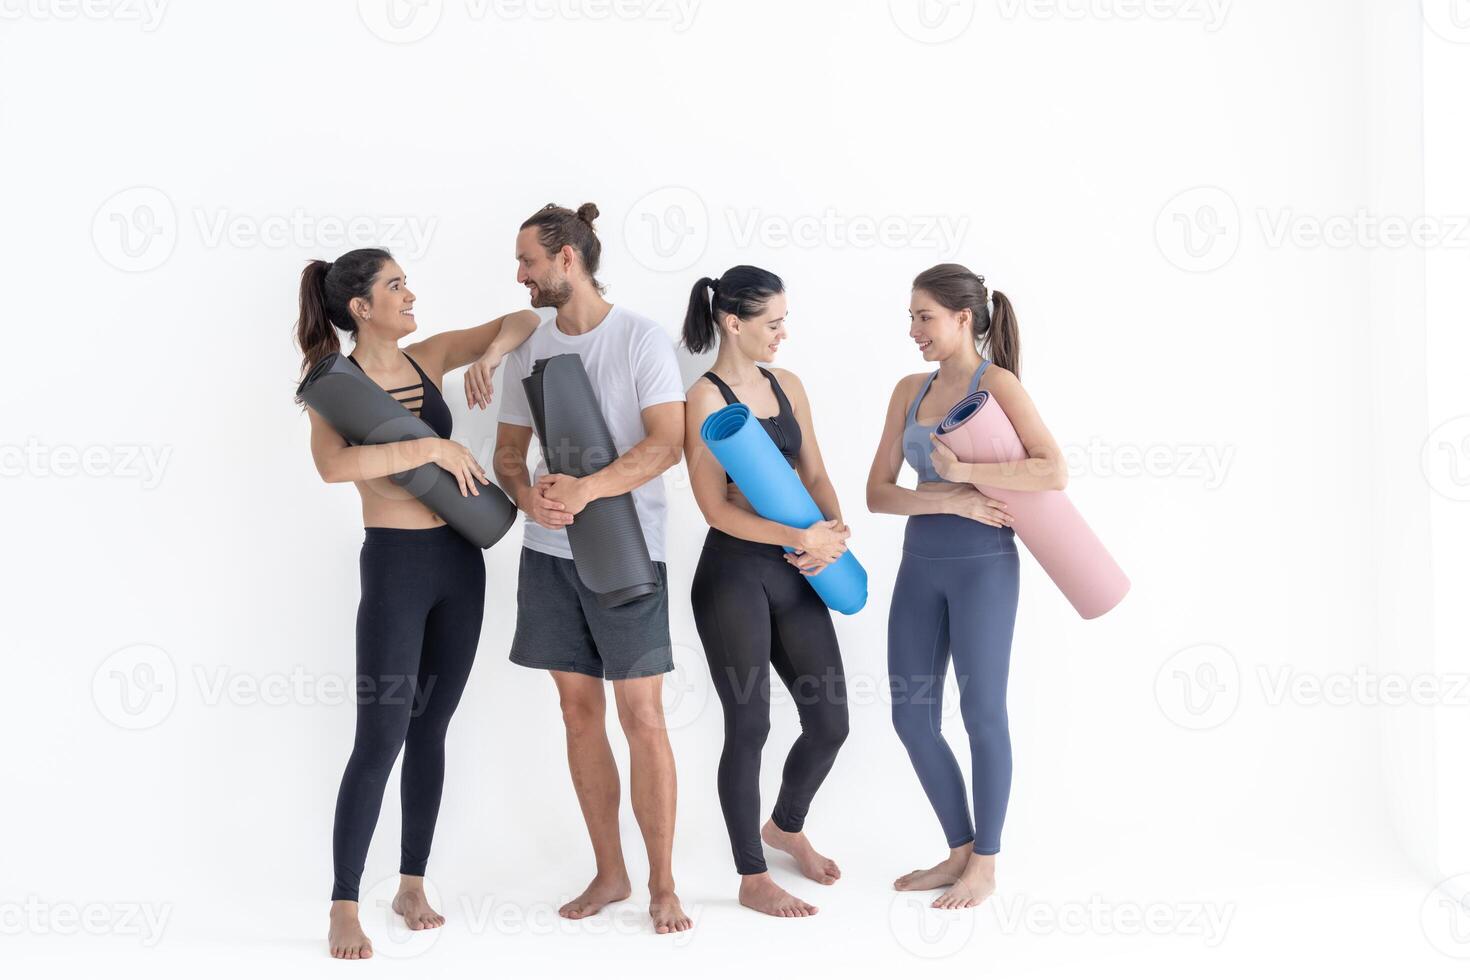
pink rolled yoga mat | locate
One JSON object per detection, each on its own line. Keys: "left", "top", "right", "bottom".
{"left": 936, "top": 390, "right": 1128, "bottom": 619}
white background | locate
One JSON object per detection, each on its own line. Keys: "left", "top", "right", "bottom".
{"left": 3, "top": 0, "right": 1469, "bottom": 976}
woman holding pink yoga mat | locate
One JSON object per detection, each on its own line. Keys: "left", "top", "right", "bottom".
{"left": 866, "top": 263, "right": 1067, "bottom": 910}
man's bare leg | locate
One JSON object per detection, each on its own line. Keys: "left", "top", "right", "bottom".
{"left": 613, "top": 674, "right": 692, "bottom": 934}
{"left": 552, "top": 670, "right": 632, "bottom": 919}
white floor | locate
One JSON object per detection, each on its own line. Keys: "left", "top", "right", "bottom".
{"left": 7, "top": 837, "right": 1466, "bottom": 978}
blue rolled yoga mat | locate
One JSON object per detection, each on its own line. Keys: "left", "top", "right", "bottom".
{"left": 699, "top": 403, "right": 867, "bottom": 615}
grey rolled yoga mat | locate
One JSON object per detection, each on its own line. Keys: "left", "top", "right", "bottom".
{"left": 296, "top": 352, "right": 517, "bottom": 549}
{"left": 523, "top": 354, "right": 659, "bottom": 608}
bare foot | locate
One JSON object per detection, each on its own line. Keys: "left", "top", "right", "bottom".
{"left": 932, "top": 853, "right": 997, "bottom": 909}
{"left": 392, "top": 881, "right": 446, "bottom": 930}
{"left": 761, "top": 820, "right": 840, "bottom": 885}
{"left": 558, "top": 873, "right": 632, "bottom": 919}
{"left": 649, "top": 889, "right": 693, "bottom": 934}
{"left": 893, "top": 845, "right": 971, "bottom": 892}
{"left": 328, "top": 900, "right": 373, "bottom": 960}
{"left": 739, "top": 872, "right": 818, "bottom": 917}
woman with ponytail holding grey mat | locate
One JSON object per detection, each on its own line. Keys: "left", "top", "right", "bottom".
{"left": 295, "top": 247, "right": 538, "bottom": 960}
{"left": 866, "top": 263, "right": 1066, "bottom": 911}
{"left": 682, "top": 266, "right": 851, "bottom": 918}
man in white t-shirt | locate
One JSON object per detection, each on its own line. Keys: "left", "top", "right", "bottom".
{"left": 492, "top": 202, "right": 692, "bottom": 935}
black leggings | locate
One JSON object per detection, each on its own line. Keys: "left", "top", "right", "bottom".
{"left": 690, "top": 528, "right": 849, "bottom": 875}
{"left": 331, "top": 525, "right": 485, "bottom": 902}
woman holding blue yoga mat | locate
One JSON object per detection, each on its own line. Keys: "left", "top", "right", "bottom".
{"left": 867, "top": 263, "right": 1067, "bottom": 911}
{"left": 681, "top": 266, "right": 851, "bottom": 918}
{"left": 295, "top": 247, "right": 538, "bottom": 959}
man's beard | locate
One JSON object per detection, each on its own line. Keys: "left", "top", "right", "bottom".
{"left": 529, "top": 275, "right": 573, "bottom": 308}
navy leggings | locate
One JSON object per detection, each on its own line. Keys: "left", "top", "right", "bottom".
{"left": 888, "top": 513, "right": 1019, "bottom": 855}
{"left": 691, "top": 528, "right": 849, "bottom": 875}
{"left": 331, "top": 525, "right": 485, "bottom": 902}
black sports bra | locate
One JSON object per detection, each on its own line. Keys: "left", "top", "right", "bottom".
{"left": 349, "top": 351, "right": 453, "bottom": 439}
{"left": 703, "top": 368, "right": 801, "bottom": 483}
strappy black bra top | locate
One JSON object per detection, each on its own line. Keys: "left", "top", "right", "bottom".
{"left": 349, "top": 351, "right": 453, "bottom": 439}
{"left": 703, "top": 367, "right": 801, "bottom": 483}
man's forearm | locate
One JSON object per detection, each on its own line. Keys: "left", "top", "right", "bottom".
{"left": 581, "top": 437, "right": 683, "bottom": 502}
{"left": 492, "top": 445, "right": 535, "bottom": 511}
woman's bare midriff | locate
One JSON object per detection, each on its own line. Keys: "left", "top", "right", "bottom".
{"left": 725, "top": 485, "right": 758, "bottom": 515}
{"left": 355, "top": 475, "right": 446, "bottom": 530}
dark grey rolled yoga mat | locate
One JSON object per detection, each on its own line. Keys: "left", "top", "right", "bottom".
{"left": 523, "top": 354, "right": 658, "bottom": 608}
{"left": 296, "top": 352, "right": 517, "bottom": 549}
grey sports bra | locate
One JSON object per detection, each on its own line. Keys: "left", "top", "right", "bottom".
{"left": 901, "top": 359, "right": 990, "bottom": 484}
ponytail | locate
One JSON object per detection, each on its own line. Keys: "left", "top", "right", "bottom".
{"left": 680, "top": 265, "right": 785, "bottom": 355}
{"left": 681, "top": 276, "right": 719, "bottom": 354}
{"left": 987, "top": 290, "right": 1020, "bottom": 377}
{"left": 293, "top": 247, "right": 394, "bottom": 401}
{"left": 295, "top": 260, "right": 338, "bottom": 381}
{"left": 912, "top": 263, "right": 1021, "bottom": 378}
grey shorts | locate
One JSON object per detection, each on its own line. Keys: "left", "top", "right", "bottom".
{"left": 508, "top": 547, "right": 674, "bottom": 681}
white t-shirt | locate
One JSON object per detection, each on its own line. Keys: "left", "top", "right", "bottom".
{"left": 498, "top": 305, "right": 686, "bottom": 562}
